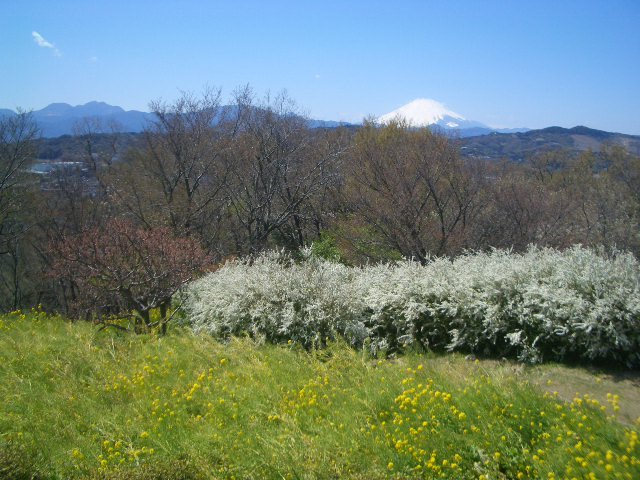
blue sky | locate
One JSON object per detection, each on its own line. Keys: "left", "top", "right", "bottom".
{"left": 2, "top": 0, "right": 639, "bottom": 133}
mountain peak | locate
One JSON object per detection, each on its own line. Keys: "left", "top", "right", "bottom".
{"left": 378, "top": 98, "right": 465, "bottom": 127}
{"left": 75, "top": 101, "right": 125, "bottom": 116}
{"left": 39, "top": 103, "right": 74, "bottom": 116}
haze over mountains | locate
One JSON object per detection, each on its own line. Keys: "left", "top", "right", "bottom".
{"left": 461, "top": 126, "right": 640, "bottom": 160}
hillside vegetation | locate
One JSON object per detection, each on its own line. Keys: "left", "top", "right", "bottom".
{"left": 2, "top": 92, "right": 640, "bottom": 317}
{"left": 460, "top": 126, "right": 640, "bottom": 161}
{"left": 2, "top": 91, "right": 640, "bottom": 479}
{"left": 1, "top": 311, "right": 639, "bottom": 479}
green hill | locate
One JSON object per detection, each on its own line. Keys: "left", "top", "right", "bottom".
{"left": 1, "top": 311, "right": 638, "bottom": 479}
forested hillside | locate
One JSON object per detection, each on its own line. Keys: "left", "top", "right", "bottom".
{"left": 2, "top": 88, "right": 640, "bottom": 320}
{"left": 460, "top": 126, "right": 640, "bottom": 161}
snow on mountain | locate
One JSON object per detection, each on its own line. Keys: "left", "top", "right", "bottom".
{"left": 378, "top": 98, "right": 465, "bottom": 126}
{"left": 377, "top": 98, "right": 496, "bottom": 135}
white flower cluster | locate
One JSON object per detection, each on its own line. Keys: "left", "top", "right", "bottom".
{"left": 185, "top": 246, "right": 640, "bottom": 366}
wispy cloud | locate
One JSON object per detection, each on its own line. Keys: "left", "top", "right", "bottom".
{"left": 32, "top": 31, "right": 61, "bottom": 57}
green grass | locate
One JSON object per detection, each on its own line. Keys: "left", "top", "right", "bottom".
{"left": 0, "top": 310, "right": 639, "bottom": 479}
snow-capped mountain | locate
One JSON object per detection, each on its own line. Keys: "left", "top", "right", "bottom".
{"left": 377, "top": 98, "right": 500, "bottom": 135}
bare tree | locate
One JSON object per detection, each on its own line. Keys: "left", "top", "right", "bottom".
{"left": 0, "top": 111, "right": 42, "bottom": 310}
{"left": 109, "top": 88, "right": 229, "bottom": 252}
{"left": 222, "top": 88, "right": 345, "bottom": 253}
{"left": 346, "top": 119, "right": 480, "bottom": 262}
{"left": 567, "top": 149, "right": 640, "bottom": 254}
{"left": 0, "top": 111, "right": 39, "bottom": 253}
{"left": 72, "top": 115, "right": 123, "bottom": 172}
{"left": 477, "top": 159, "right": 578, "bottom": 251}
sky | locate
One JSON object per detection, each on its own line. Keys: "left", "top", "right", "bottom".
{"left": 2, "top": 0, "right": 639, "bottom": 134}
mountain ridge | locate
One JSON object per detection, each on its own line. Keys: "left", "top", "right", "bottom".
{"left": 459, "top": 125, "right": 640, "bottom": 160}
{"left": 0, "top": 102, "right": 152, "bottom": 137}
{"left": 0, "top": 102, "right": 359, "bottom": 137}
{"left": 2, "top": 101, "right": 638, "bottom": 144}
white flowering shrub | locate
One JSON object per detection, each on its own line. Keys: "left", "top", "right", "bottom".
{"left": 186, "top": 250, "right": 370, "bottom": 348}
{"left": 185, "top": 246, "right": 640, "bottom": 367}
{"left": 441, "top": 247, "right": 640, "bottom": 365}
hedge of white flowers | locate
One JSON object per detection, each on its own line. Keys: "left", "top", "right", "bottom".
{"left": 185, "top": 246, "right": 640, "bottom": 367}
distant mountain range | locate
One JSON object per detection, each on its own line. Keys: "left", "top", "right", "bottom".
{"left": 1, "top": 98, "right": 526, "bottom": 138}
{"left": 0, "top": 101, "right": 354, "bottom": 138}
{"left": 376, "top": 99, "right": 640, "bottom": 157}
{"left": 3, "top": 101, "right": 639, "bottom": 161}
{"left": 0, "top": 102, "right": 152, "bottom": 137}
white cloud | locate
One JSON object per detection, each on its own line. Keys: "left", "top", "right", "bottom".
{"left": 32, "top": 31, "right": 61, "bottom": 56}
{"left": 314, "top": 74, "right": 321, "bottom": 79}
{"left": 89, "top": 56, "right": 98, "bottom": 63}
{"left": 32, "top": 31, "right": 53, "bottom": 48}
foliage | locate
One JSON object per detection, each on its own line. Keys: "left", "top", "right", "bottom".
{"left": 309, "top": 232, "right": 344, "bottom": 263}
{"left": 48, "top": 219, "right": 210, "bottom": 330}
{"left": 186, "top": 246, "right": 640, "bottom": 366}
{"left": 0, "top": 311, "right": 638, "bottom": 479}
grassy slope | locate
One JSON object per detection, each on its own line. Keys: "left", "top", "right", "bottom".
{"left": 0, "top": 311, "right": 638, "bottom": 479}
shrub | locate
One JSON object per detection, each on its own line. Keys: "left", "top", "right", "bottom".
{"left": 185, "top": 246, "right": 640, "bottom": 367}
{"left": 49, "top": 219, "right": 210, "bottom": 332}
{"left": 187, "top": 250, "right": 369, "bottom": 349}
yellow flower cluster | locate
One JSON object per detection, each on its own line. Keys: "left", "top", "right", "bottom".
{"left": 281, "top": 375, "right": 332, "bottom": 415}
{"left": 367, "top": 366, "right": 640, "bottom": 478}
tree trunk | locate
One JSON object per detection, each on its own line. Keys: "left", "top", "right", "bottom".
{"left": 160, "top": 301, "right": 168, "bottom": 335}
